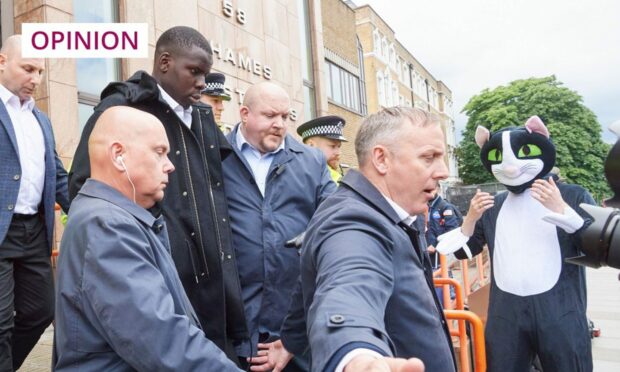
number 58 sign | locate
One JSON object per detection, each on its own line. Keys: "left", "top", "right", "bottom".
{"left": 222, "top": 0, "right": 246, "bottom": 25}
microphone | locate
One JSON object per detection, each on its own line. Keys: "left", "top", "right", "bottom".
{"left": 274, "top": 164, "right": 287, "bottom": 177}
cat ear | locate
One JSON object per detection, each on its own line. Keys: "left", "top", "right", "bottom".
{"left": 475, "top": 126, "right": 490, "bottom": 148}
{"left": 525, "top": 116, "right": 550, "bottom": 138}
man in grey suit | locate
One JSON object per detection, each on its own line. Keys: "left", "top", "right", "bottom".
{"left": 300, "top": 107, "right": 456, "bottom": 372}
{"left": 0, "top": 35, "right": 69, "bottom": 370}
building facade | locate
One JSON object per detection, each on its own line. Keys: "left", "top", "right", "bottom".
{"left": 1, "top": 0, "right": 458, "bottom": 186}
{"left": 355, "top": 4, "right": 459, "bottom": 182}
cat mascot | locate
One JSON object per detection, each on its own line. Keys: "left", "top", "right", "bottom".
{"left": 437, "top": 116, "right": 594, "bottom": 372}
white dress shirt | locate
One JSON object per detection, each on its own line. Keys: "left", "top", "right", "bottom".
{"left": 0, "top": 83, "right": 45, "bottom": 215}
{"left": 158, "top": 85, "right": 193, "bottom": 128}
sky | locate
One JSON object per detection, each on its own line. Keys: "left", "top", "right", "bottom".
{"left": 355, "top": 0, "right": 620, "bottom": 144}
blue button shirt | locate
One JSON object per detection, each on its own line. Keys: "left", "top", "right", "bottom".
{"left": 235, "top": 126, "right": 284, "bottom": 196}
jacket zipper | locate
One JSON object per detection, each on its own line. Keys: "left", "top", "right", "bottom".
{"left": 178, "top": 122, "right": 210, "bottom": 278}
{"left": 196, "top": 109, "right": 225, "bottom": 262}
{"left": 186, "top": 239, "right": 199, "bottom": 284}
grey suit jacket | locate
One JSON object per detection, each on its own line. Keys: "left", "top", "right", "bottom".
{"left": 301, "top": 170, "right": 455, "bottom": 372}
{"left": 0, "top": 99, "right": 69, "bottom": 251}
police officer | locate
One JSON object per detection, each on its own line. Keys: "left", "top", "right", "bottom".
{"left": 426, "top": 187, "right": 461, "bottom": 306}
{"left": 200, "top": 72, "right": 231, "bottom": 130}
{"left": 296, "top": 115, "right": 347, "bottom": 184}
{"left": 426, "top": 187, "right": 462, "bottom": 269}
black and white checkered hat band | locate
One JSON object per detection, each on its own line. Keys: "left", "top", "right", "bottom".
{"left": 204, "top": 82, "right": 225, "bottom": 91}
{"left": 302, "top": 124, "right": 344, "bottom": 139}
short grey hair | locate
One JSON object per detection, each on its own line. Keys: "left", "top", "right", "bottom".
{"left": 355, "top": 106, "right": 440, "bottom": 166}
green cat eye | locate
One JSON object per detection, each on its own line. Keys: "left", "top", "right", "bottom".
{"left": 518, "top": 144, "right": 542, "bottom": 158}
{"left": 488, "top": 148, "right": 502, "bottom": 162}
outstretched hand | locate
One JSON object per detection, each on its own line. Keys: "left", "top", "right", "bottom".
{"left": 248, "top": 339, "right": 294, "bottom": 372}
{"left": 531, "top": 177, "right": 567, "bottom": 213}
{"left": 345, "top": 355, "right": 425, "bottom": 372}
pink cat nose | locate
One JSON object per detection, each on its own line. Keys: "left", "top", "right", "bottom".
{"left": 503, "top": 165, "right": 519, "bottom": 177}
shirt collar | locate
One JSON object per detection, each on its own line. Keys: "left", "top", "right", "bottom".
{"left": 0, "top": 83, "right": 35, "bottom": 111}
{"left": 157, "top": 84, "right": 192, "bottom": 124}
{"left": 382, "top": 194, "right": 417, "bottom": 226}
{"left": 235, "top": 123, "right": 285, "bottom": 155}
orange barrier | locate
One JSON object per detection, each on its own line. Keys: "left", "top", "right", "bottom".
{"left": 444, "top": 309, "right": 486, "bottom": 372}
{"left": 434, "top": 277, "right": 469, "bottom": 371}
{"left": 432, "top": 249, "right": 489, "bottom": 371}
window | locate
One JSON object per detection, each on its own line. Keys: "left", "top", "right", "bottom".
{"left": 391, "top": 82, "right": 398, "bottom": 107}
{"left": 0, "top": 0, "right": 14, "bottom": 46}
{"left": 356, "top": 37, "right": 368, "bottom": 115}
{"left": 298, "top": 0, "right": 316, "bottom": 120}
{"left": 74, "top": 0, "right": 120, "bottom": 132}
{"left": 373, "top": 30, "right": 381, "bottom": 55}
{"left": 326, "top": 60, "right": 364, "bottom": 114}
{"left": 382, "top": 39, "right": 388, "bottom": 61}
{"left": 377, "top": 72, "right": 385, "bottom": 106}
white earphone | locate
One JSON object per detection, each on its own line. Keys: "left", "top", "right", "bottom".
{"left": 115, "top": 155, "right": 136, "bottom": 203}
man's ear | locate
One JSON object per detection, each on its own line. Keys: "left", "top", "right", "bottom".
{"left": 110, "top": 143, "right": 125, "bottom": 171}
{"left": 157, "top": 52, "right": 172, "bottom": 73}
{"left": 370, "top": 145, "right": 389, "bottom": 175}
{"left": 239, "top": 105, "right": 250, "bottom": 123}
{"left": 0, "top": 53, "right": 7, "bottom": 71}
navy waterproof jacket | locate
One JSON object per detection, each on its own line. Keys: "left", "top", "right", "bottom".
{"left": 223, "top": 124, "right": 336, "bottom": 356}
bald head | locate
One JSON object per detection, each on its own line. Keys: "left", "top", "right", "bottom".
{"left": 242, "top": 81, "right": 290, "bottom": 109}
{"left": 0, "top": 35, "right": 45, "bottom": 103}
{"left": 89, "top": 106, "right": 164, "bottom": 158}
{"left": 239, "top": 82, "right": 290, "bottom": 154}
{"left": 89, "top": 106, "right": 174, "bottom": 208}
{"left": 0, "top": 35, "right": 21, "bottom": 54}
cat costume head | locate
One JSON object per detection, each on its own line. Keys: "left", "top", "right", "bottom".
{"left": 475, "top": 116, "right": 556, "bottom": 194}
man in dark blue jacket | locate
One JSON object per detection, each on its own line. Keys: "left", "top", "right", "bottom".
{"left": 301, "top": 107, "right": 455, "bottom": 372}
{"left": 223, "top": 82, "right": 336, "bottom": 371}
{"left": 54, "top": 106, "right": 240, "bottom": 371}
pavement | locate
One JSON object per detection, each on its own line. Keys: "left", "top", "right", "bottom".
{"left": 16, "top": 266, "right": 620, "bottom": 371}
{"left": 587, "top": 266, "right": 620, "bottom": 371}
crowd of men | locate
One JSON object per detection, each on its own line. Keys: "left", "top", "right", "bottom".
{"left": 0, "top": 24, "right": 594, "bottom": 372}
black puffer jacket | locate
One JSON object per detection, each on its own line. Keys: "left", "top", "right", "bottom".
{"left": 68, "top": 71, "right": 248, "bottom": 353}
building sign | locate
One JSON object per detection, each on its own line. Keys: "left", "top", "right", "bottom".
{"left": 215, "top": 2, "right": 297, "bottom": 121}
{"left": 209, "top": 41, "right": 272, "bottom": 80}
{"left": 222, "top": 0, "right": 246, "bottom": 25}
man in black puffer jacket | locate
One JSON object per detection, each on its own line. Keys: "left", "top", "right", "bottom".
{"left": 68, "top": 26, "right": 247, "bottom": 363}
